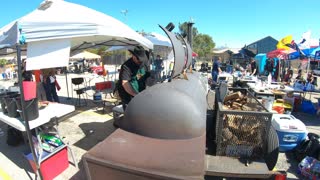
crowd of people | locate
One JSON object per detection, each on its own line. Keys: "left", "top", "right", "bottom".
{"left": 208, "top": 56, "right": 318, "bottom": 91}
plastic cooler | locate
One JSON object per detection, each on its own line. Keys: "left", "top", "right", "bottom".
{"left": 271, "top": 114, "right": 307, "bottom": 152}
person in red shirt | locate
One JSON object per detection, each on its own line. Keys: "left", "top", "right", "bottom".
{"left": 33, "top": 70, "right": 47, "bottom": 101}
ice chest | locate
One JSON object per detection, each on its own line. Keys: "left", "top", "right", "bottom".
{"left": 24, "top": 147, "right": 69, "bottom": 180}
{"left": 271, "top": 114, "right": 307, "bottom": 152}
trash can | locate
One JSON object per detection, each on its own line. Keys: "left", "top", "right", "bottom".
{"left": 16, "top": 98, "right": 39, "bottom": 121}
{"left": 0, "top": 91, "right": 18, "bottom": 114}
{"left": 4, "top": 93, "right": 20, "bottom": 117}
{"left": 271, "top": 114, "right": 308, "bottom": 152}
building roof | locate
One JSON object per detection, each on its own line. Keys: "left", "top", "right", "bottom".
{"left": 247, "top": 36, "right": 278, "bottom": 46}
{"left": 212, "top": 48, "right": 241, "bottom": 54}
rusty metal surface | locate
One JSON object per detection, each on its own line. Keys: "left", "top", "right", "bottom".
{"left": 83, "top": 129, "right": 206, "bottom": 180}
{"left": 205, "top": 155, "right": 271, "bottom": 179}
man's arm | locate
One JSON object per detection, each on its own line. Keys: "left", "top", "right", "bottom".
{"left": 252, "top": 68, "right": 256, "bottom": 75}
{"left": 218, "top": 62, "right": 222, "bottom": 73}
{"left": 122, "top": 80, "right": 138, "bottom": 96}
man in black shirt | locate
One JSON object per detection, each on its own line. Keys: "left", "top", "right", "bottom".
{"left": 250, "top": 58, "right": 258, "bottom": 76}
{"left": 117, "top": 46, "right": 150, "bottom": 110}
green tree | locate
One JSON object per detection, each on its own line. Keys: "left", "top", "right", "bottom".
{"left": 193, "top": 33, "right": 215, "bottom": 59}
{"left": 178, "top": 22, "right": 198, "bottom": 39}
{"left": 0, "top": 59, "right": 8, "bottom": 67}
{"left": 178, "top": 22, "right": 215, "bottom": 59}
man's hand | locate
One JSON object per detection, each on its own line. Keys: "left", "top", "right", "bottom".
{"left": 122, "top": 80, "right": 138, "bottom": 97}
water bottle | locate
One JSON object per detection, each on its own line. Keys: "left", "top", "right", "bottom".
{"left": 267, "top": 74, "right": 272, "bottom": 87}
{"left": 93, "top": 91, "right": 102, "bottom": 101}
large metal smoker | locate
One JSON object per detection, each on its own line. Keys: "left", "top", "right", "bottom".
{"left": 82, "top": 23, "right": 281, "bottom": 179}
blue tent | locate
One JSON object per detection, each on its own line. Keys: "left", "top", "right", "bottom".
{"left": 287, "top": 48, "right": 316, "bottom": 60}
{"left": 254, "top": 53, "right": 267, "bottom": 75}
{"left": 310, "top": 47, "right": 320, "bottom": 60}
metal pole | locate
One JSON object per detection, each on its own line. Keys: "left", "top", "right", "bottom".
{"left": 306, "top": 56, "right": 311, "bottom": 76}
{"left": 65, "top": 70, "right": 70, "bottom": 99}
{"left": 17, "top": 45, "right": 43, "bottom": 179}
{"left": 187, "top": 22, "right": 194, "bottom": 49}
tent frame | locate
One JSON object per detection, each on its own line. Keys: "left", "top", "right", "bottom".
{"left": 16, "top": 44, "right": 44, "bottom": 179}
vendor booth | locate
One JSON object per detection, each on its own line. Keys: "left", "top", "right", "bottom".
{"left": 0, "top": 0, "right": 153, "bottom": 179}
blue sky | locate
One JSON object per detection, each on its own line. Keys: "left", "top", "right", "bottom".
{"left": 1, "top": 0, "right": 320, "bottom": 48}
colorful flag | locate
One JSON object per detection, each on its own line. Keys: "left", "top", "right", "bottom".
{"left": 277, "top": 35, "right": 293, "bottom": 50}
{"left": 298, "top": 30, "right": 311, "bottom": 49}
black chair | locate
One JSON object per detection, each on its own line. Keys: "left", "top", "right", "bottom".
{"left": 71, "top": 77, "right": 87, "bottom": 106}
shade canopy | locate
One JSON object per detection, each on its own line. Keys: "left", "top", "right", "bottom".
{"left": 287, "top": 47, "right": 316, "bottom": 60}
{"left": 106, "top": 32, "right": 171, "bottom": 52}
{"left": 310, "top": 47, "right": 320, "bottom": 60}
{"left": 0, "top": 0, "right": 153, "bottom": 50}
{"left": 70, "top": 51, "right": 101, "bottom": 59}
{"left": 267, "top": 49, "right": 295, "bottom": 59}
{"left": 192, "top": 52, "right": 198, "bottom": 57}
{"left": 144, "top": 32, "right": 172, "bottom": 47}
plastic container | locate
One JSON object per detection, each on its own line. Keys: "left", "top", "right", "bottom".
{"left": 24, "top": 147, "right": 69, "bottom": 180}
{"left": 0, "top": 91, "right": 19, "bottom": 114}
{"left": 262, "top": 97, "right": 274, "bottom": 111}
{"left": 272, "top": 114, "right": 308, "bottom": 152}
{"left": 93, "top": 91, "right": 102, "bottom": 101}
{"left": 272, "top": 106, "right": 285, "bottom": 114}
{"left": 16, "top": 98, "right": 39, "bottom": 121}
{"left": 4, "top": 94, "right": 20, "bottom": 117}
{"left": 22, "top": 81, "right": 36, "bottom": 101}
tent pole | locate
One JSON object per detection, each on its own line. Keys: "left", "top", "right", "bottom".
{"left": 65, "top": 70, "right": 70, "bottom": 99}
{"left": 16, "top": 45, "right": 44, "bottom": 180}
{"left": 306, "top": 56, "right": 310, "bottom": 75}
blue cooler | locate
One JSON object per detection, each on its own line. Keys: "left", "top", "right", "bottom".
{"left": 271, "top": 114, "right": 308, "bottom": 152}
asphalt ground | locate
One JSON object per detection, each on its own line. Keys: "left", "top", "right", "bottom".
{"left": 0, "top": 72, "right": 319, "bottom": 180}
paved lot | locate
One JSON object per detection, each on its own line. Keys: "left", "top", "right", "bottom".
{"left": 0, "top": 72, "right": 319, "bottom": 179}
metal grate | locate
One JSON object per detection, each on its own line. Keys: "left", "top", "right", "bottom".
{"left": 215, "top": 88, "right": 272, "bottom": 159}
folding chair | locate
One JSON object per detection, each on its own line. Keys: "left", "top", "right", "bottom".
{"left": 71, "top": 77, "right": 87, "bottom": 106}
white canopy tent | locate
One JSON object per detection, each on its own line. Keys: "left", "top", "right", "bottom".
{"left": 144, "top": 32, "right": 172, "bottom": 47}
{"left": 0, "top": 1, "right": 153, "bottom": 178}
{"left": 70, "top": 51, "right": 101, "bottom": 60}
{"left": 106, "top": 32, "right": 171, "bottom": 52}
{"left": 0, "top": 0, "right": 153, "bottom": 70}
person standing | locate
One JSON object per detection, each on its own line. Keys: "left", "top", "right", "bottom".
{"left": 265, "top": 58, "right": 274, "bottom": 76}
{"left": 211, "top": 57, "right": 222, "bottom": 82}
{"left": 43, "top": 68, "right": 60, "bottom": 103}
{"left": 33, "top": 69, "right": 47, "bottom": 101}
{"left": 154, "top": 55, "right": 164, "bottom": 82}
{"left": 192, "top": 56, "right": 197, "bottom": 70}
{"left": 250, "top": 58, "right": 258, "bottom": 76}
{"left": 117, "top": 46, "right": 150, "bottom": 110}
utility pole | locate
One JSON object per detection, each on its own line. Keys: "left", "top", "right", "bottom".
{"left": 187, "top": 18, "right": 195, "bottom": 49}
